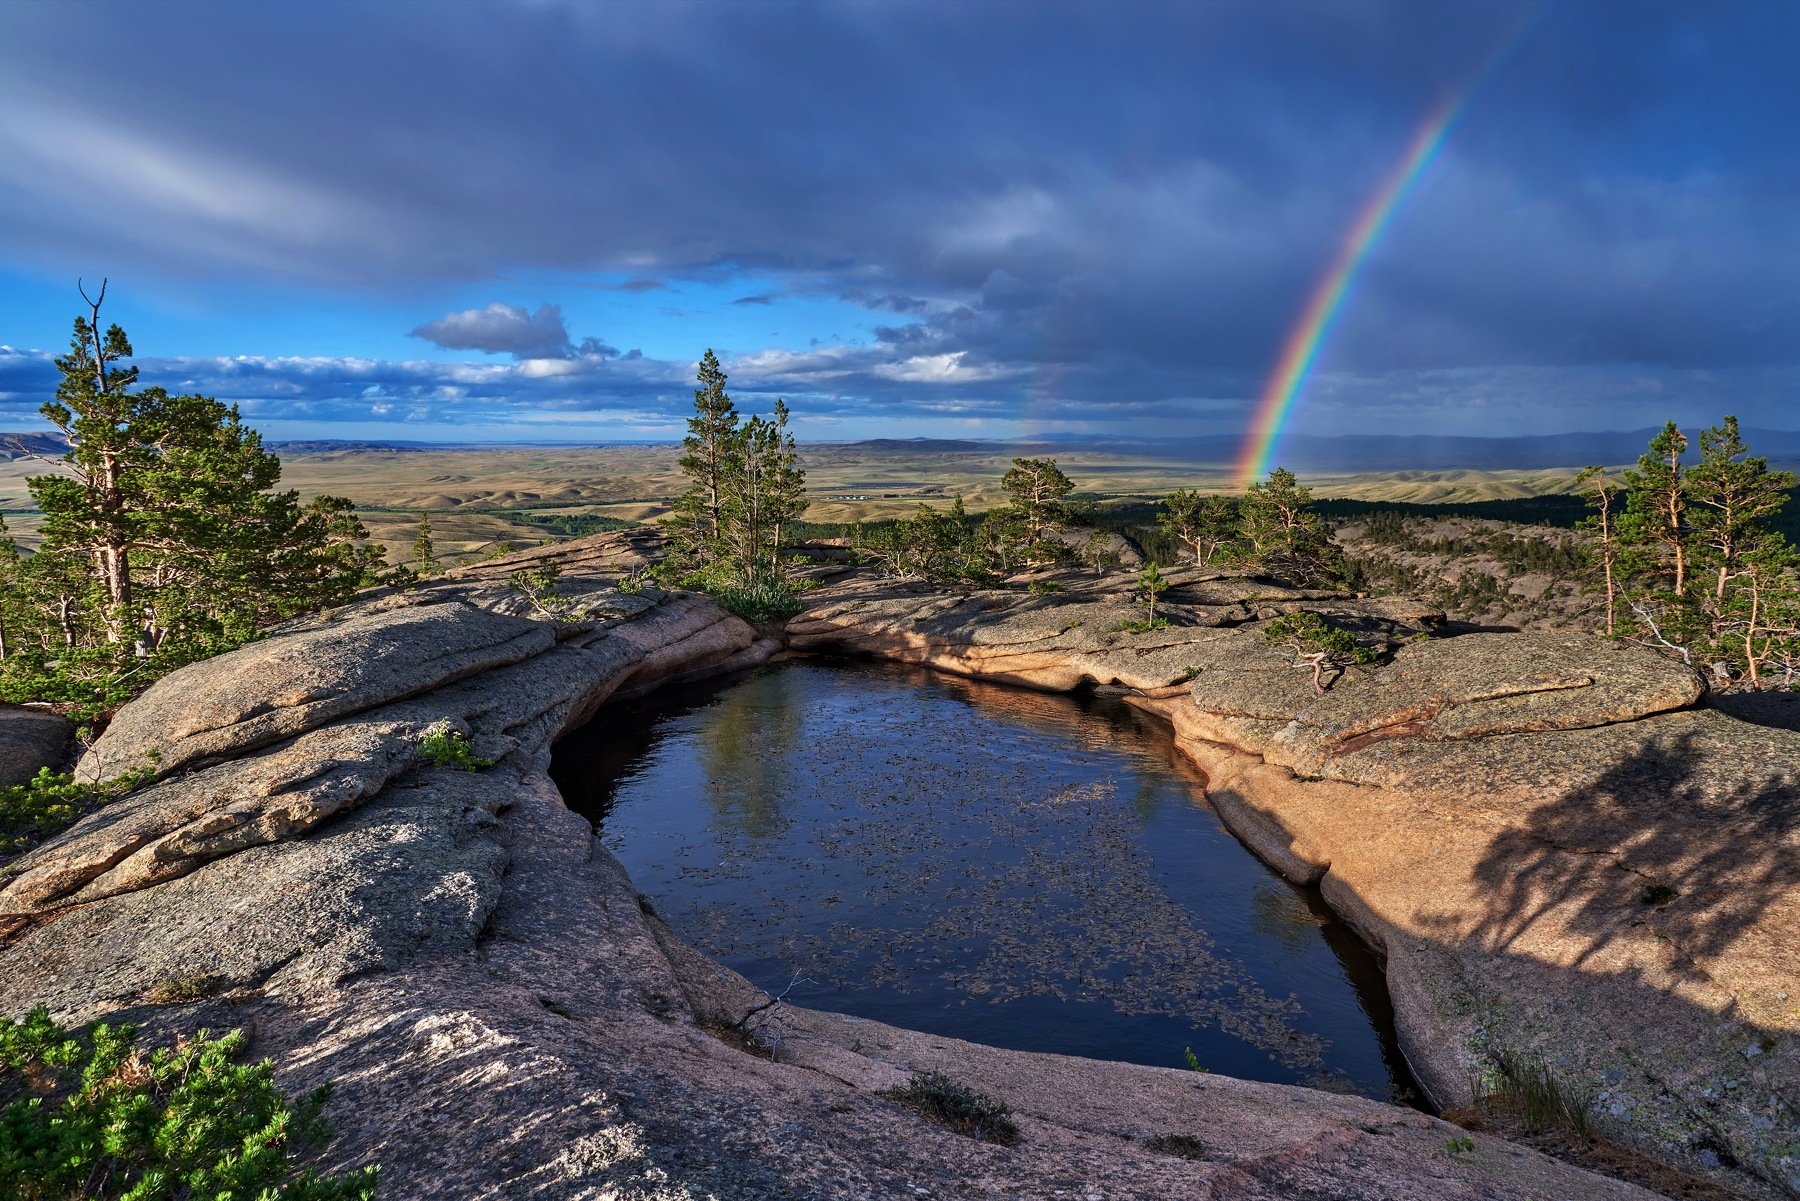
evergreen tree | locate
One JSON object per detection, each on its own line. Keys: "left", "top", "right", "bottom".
{"left": 1136, "top": 561, "right": 1168, "bottom": 625}
{"left": 1623, "top": 421, "right": 1690, "bottom": 595}
{"left": 413, "top": 512, "right": 437, "bottom": 575}
{"left": 1158, "top": 489, "right": 1240, "bottom": 565}
{"left": 1576, "top": 465, "right": 1636, "bottom": 637}
{"left": 718, "top": 399, "right": 806, "bottom": 587}
{"left": 1237, "top": 468, "right": 1337, "bottom": 586}
{"left": 999, "top": 457, "right": 1074, "bottom": 563}
{"left": 660, "top": 352, "right": 809, "bottom": 613}
{"left": 1686, "top": 416, "right": 1794, "bottom": 605}
{"left": 2, "top": 287, "right": 387, "bottom": 707}
{"left": 29, "top": 282, "right": 144, "bottom": 641}
{"left": 670, "top": 349, "right": 739, "bottom": 557}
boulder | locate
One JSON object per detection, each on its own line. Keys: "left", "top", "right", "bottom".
{"left": 82, "top": 600, "right": 554, "bottom": 781}
{"left": 0, "top": 705, "right": 72, "bottom": 786}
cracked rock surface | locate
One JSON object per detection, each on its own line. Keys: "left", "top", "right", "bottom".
{"left": 0, "top": 537, "right": 1764, "bottom": 1200}
{"left": 794, "top": 569, "right": 1798, "bottom": 1200}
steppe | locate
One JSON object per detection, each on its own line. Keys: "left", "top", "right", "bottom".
{"left": 0, "top": 438, "right": 1599, "bottom": 563}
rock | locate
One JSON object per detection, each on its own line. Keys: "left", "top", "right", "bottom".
{"left": 82, "top": 600, "right": 555, "bottom": 781}
{"left": 0, "top": 548, "right": 1740, "bottom": 1200}
{"left": 0, "top": 705, "right": 72, "bottom": 786}
{"left": 793, "top": 570, "right": 1797, "bottom": 1199}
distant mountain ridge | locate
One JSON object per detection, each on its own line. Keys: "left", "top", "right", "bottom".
{"left": 871, "top": 428, "right": 1800, "bottom": 472}
{"left": 3, "top": 427, "right": 1797, "bottom": 472}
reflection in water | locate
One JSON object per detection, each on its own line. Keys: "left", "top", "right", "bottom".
{"left": 552, "top": 660, "right": 1417, "bottom": 1101}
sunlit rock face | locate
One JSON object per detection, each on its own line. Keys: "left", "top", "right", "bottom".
{"left": 793, "top": 567, "right": 1798, "bottom": 1200}
{"left": 0, "top": 533, "right": 1756, "bottom": 1200}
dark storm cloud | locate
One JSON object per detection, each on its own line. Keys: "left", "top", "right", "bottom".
{"left": 1, "top": 0, "right": 1796, "bottom": 434}
{"left": 731, "top": 295, "right": 775, "bottom": 307}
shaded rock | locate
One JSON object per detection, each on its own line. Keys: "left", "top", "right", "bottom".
{"left": 0, "top": 547, "right": 1740, "bottom": 1200}
{"left": 0, "top": 705, "right": 72, "bottom": 786}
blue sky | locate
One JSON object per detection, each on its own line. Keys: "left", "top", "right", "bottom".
{"left": 1, "top": 0, "right": 1796, "bottom": 444}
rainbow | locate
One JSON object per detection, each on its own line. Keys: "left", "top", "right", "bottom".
{"left": 1233, "top": 17, "right": 1539, "bottom": 489}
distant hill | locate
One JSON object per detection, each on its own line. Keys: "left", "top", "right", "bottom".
{"left": 6, "top": 428, "right": 1797, "bottom": 474}
{"left": 850, "top": 428, "right": 1800, "bottom": 473}
{"left": 0, "top": 432, "right": 68, "bottom": 460}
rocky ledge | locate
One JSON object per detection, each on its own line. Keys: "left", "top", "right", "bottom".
{"left": 0, "top": 536, "right": 1786, "bottom": 1200}
{"left": 793, "top": 567, "right": 1799, "bottom": 1199}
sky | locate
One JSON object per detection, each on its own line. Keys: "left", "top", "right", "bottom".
{"left": 0, "top": 0, "right": 1796, "bottom": 447}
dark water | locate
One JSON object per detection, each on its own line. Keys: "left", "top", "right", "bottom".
{"left": 552, "top": 659, "right": 1417, "bottom": 1102}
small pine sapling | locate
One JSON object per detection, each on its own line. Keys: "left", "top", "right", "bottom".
{"left": 1261, "top": 611, "right": 1377, "bottom": 695}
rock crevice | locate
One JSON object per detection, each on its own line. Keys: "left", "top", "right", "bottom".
{"left": 0, "top": 539, "right": 1784, "bottom": 1200}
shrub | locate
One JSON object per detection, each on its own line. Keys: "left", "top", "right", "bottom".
{"left": 1260, "top": 610, "right": 1379, "bottom": 695}
{"left": 710, "top": 578, "right": 806, "bottom": 623}
{"left": 1144, "top": 1133, "right": 1207, "bottom": 1159}
{"left": 0, "top": 763, "right": 155, "bottom": 857}
{"left": 508, "top": 564, "right": 577, "bottom": 621}
{"left": 417, "top": 725, "right": 492, "bottom": 772}
{"left": 0, "top": 1005, "right": 379, "bottom": 1200}
{"left": 883, "top": 1071, "right": 1020, "bottom": 1145}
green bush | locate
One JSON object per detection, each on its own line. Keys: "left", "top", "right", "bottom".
{"left": 0, "top": 1005, "right": 379, "bottom": 1200}
{"left": 0, "top": 764, "right": 155, "bottom": 858}
{"left": 883, "top": 1071, "right": 1020, "bottom": 1145}
{"left": 709, "top": 578, "right": 806, "bottom": 623}
{"left": 417, "top": 726, "right": 492, "bottom": 773}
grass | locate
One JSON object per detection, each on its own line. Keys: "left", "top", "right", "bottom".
{"left": 883, "top": 1071, "right": 1021, "bottom": 1145}
{"left": 1471, "top": 1048, "right": 1593, "bottom": 1139}
{"left": 142, "top": 973, "right": 222, "bottom": 1005}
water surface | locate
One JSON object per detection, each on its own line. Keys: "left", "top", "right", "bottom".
{"left": 552, "top": 660, "right": 1415, "bottom": 1100}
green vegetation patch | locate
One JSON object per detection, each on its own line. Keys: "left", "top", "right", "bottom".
{"left": 0, "top": 764, "right": 154, "bottom": 858}
{"left": 417, "top": 725, "right": 492, "bottom": 772}
{"left": 514, "top": 512, "right": 637, "bottom": 538}
{"left": 0, "top": 1005, "right": 379, "bottom": 1200}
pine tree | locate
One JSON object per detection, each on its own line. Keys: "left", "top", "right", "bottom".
{"left": 1686, "top": 416, "right": 1794, "bottom": 606}
{"left": 1237, "top": 468, "right": 1337, "bottom": 586}
{"left": 7, "top": 287, "right": 386, "bottom": 693}
{"left": 1136, "top": 561, "right": 1168, "bottom": 625}
{"left": 999, "top": 457, "right": 1074, "bottom": 563}
{"left": 1158, "top": 489, "right": 1240, "bottom": 565}
{"left": 1576, "top": 465, "right": 1635, "bottom": 637}
{"left": 670, "top": 350, "right": 739, "bottom": 557}
{"left": 1623, "top": 421, "right": 1690, "bottom": 595}
{"left": 413, "top": 513, "right": 437, "bottom": 575}
{"left": 718, "top": 399, "right": 806, "bottom": 587}
{"left": 28, "top": 282, "right": 143, "bottom": 641}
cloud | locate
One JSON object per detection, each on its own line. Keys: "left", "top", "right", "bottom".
{"left": 410, "top": 302, "right": 575, "bottom": 359}
{"left": 1, "top": 2, "right": 1797, "bottom": 437}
